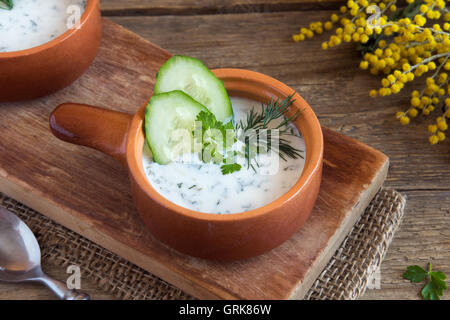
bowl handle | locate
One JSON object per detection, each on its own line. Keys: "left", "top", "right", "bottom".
{"left": 50, "top": 103, "right": 132, "bottom": 167}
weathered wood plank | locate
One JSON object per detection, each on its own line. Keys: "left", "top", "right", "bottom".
{"left": 100, "top": 0, "right": 342, "bottom": 15}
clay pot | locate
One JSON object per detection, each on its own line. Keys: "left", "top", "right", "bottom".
{"left": 50, "top": 69, "right": 323, "bottom": 261}
{"left": 0, "top": 0, "right": 101, "bottom": 102}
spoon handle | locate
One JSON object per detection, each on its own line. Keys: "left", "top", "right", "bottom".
{"left": 37, "top": 274, "right": 90, "bottom": 300}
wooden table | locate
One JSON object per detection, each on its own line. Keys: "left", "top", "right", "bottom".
{"left": 0, "top": 0, "right": 448, "bottom": 300}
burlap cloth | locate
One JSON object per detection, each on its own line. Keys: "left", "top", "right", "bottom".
{"left": 0, "top": 187, "right": 406, "bottom": 300}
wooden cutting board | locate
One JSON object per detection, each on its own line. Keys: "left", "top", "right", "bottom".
{"left": 0, "top": 19, "right": 388, "bottom": 299}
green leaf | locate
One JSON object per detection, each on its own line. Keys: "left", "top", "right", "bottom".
{"left": 431, "top": 271, "right": 447, "bottom": 281}
{"left": 391, "top": 0, "right": 422, "bottom": 21}
{"left": 422, "top": 263, "right": 445, "bottom": 300}
{"left": 357, "top": 33, "right": 383, "bottom": 55}
{"left": 223, "top": 121, "right": 234, "bottom": 131}
{"left": 404, "top": 263, "right": 448, "bottom": 300}
{"left": 403, "top": 265, "right": 428, "bottom": 283}
{"left": 430, "top": 272, "right": 448, "bottom": 296}
{"left": 0, "top": 0, "right": 13, "bottom": 10}
{"left": 196, "top": 110, "right": 216, "bottom": 130}
{"left": 195, "top": 110, "right": 237, "bottom": 171}
{"left": 220, "top": 163, "right": 241, "bottom": 175}
{"left": 421, "top": 281, "right": 442, "bottom": 300}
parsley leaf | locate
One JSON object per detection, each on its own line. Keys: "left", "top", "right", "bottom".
{"left": 403, "top": 265, "right": 428, "bottom": 283}
{"left": 403, "top": 263, "right": 448, "bottom": 300}
{"left": 220, "top": 163, "right": 242, "bottom": 175}
{"left": 194, "top": 111, "right": 237, "bottom": 171}
{"left": 196, "top": 110, "right": 217, "bottom": 131}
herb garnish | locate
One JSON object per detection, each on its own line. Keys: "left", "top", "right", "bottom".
{"left": 403, "top": 262, "right": 448, "bottom": 300}
{"left": 194, "top": 110, "right": 236, "bottom": 165}
{"left": 194, "top": 94, "right": 304, "bottom": 175}
{"left": 0, "top": 0, "right": 13, "bottom": 10}
{"left": 221, "top": 163, "right": 242, "bottom": 175}
{"left": 236, "top": 93, "right": 304, "bottom": 170}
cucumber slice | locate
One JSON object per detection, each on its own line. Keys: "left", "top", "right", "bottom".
{"left": 145, "top": 90, "right": 208, "bottom": 164}
{"left": 154, "top": 55, "right": 233, "bottom": 122}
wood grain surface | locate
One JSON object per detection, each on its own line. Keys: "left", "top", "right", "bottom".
{"left": 0, "top": 0, "right": 448, "bottom": 300}
{"left": 100, "top": 0, "right": 342, "bottom": 15}
{"left": 0, "top": 18, "right": 388, "bottom": 299}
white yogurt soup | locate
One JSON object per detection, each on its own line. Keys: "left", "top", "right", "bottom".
{"left": 0, "top": 0, "right": 87, "bottom": 52}
{"left": 143, "top": 97, "right": 306, "bottom": 214}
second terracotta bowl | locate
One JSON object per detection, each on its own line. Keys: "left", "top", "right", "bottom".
{"left": 0, "top": 0, "right": 101, "bottom": 102}
{"left": 50, "top": 69, "right": 324, "bottom": 261}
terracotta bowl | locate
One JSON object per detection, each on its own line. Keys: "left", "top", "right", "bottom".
{"left": 0, "top": 0, "right": 101, "bottom": 102}
{"left": 49, "top": 69, "right": 324, "bottom": 261}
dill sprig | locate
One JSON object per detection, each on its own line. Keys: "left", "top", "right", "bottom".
{"left": 237, "top": 93, "right": 298, "bottom": 131}
{"left": 236, "top": 93, "right": 304, "bottom": 170}
{"left": 0, "top": 0, "right": 13, "bottom": 10}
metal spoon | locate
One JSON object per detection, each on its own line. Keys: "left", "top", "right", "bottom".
{"left": 0, "top": 207, "right": 90, "bottom": 300}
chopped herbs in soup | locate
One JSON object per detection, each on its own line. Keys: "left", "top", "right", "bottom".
{"left": 0, "top": 0, "right": 86, "bottom": 52}
{"left": 143, "top": 97, "right": 306, "bottom": 214}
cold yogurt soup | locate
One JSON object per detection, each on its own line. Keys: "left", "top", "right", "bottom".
{"left": 143, "top": 97, "right": 306, "bottom": 214}
{"left": 0, "top": 0, "right": 86, "bottom": 52}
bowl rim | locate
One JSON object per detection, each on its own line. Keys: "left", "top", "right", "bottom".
{"left": 126, "top": 68, "right": 324, "bottom": 222}
{"left": 0, "top": 0, "right": 98, "bottom": 58}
